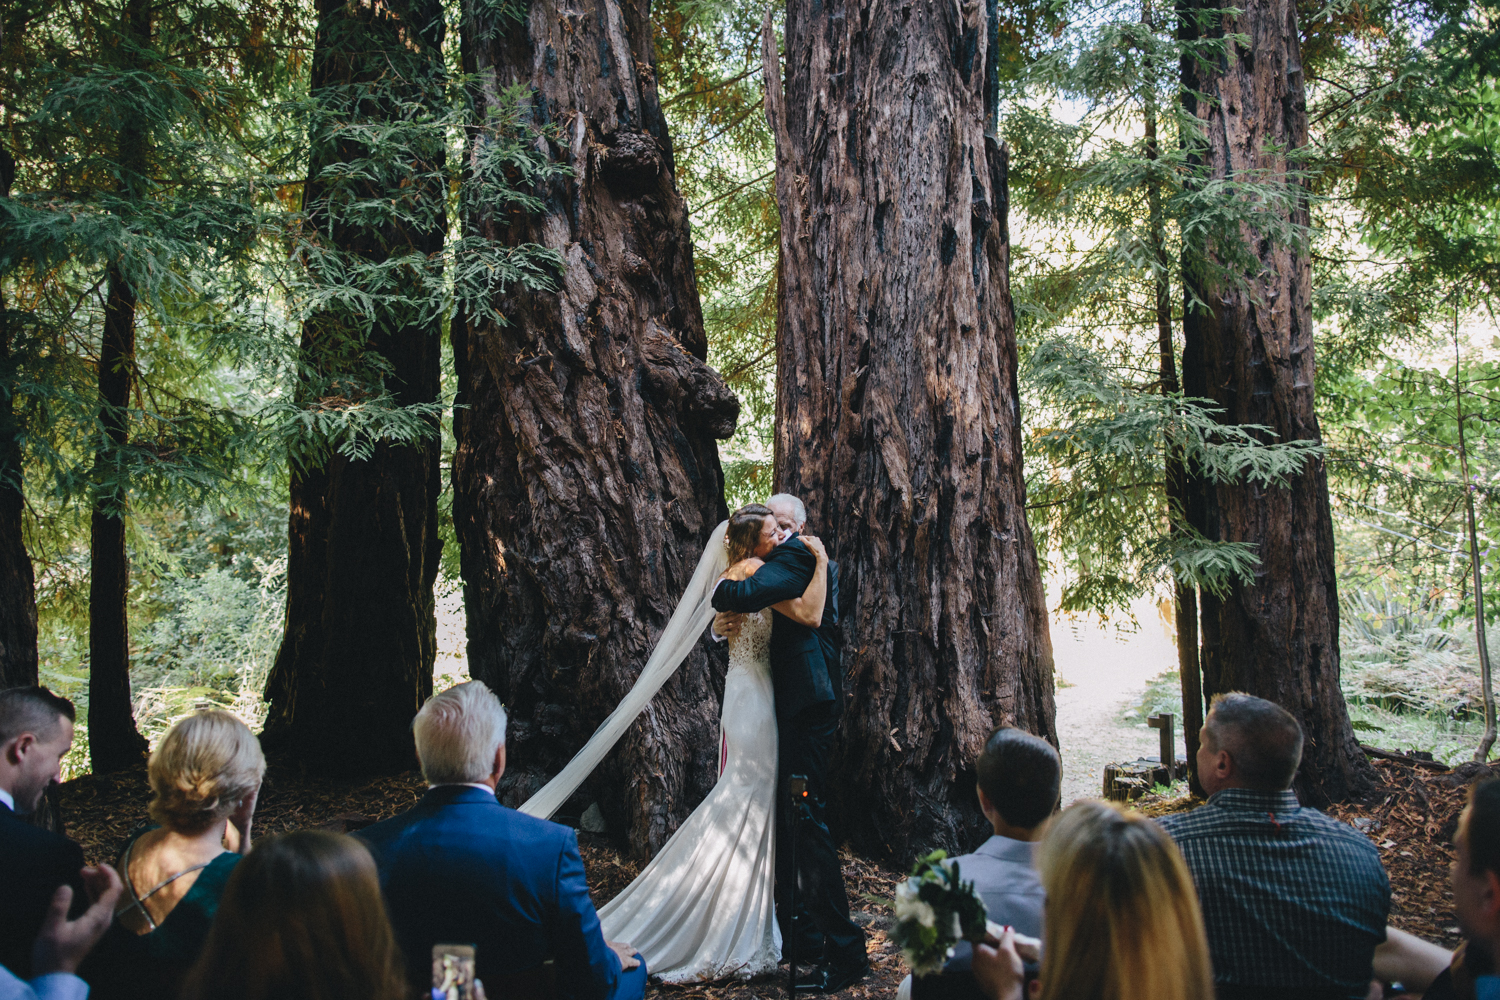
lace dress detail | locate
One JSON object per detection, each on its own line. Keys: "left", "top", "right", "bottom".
{"left": 598, "top": 611, "right": 781, "bottom": 982}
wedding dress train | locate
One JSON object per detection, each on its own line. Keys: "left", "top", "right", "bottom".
{"left": 596, "top": 609, "right": 781, "bottom": 982}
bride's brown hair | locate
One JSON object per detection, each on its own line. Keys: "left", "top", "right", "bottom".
{"left": 725, "top": 504, "right": 774, "bottom": 564}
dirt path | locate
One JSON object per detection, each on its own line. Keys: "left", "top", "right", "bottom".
{"left": 1050, "top": 595, "right": 1187, "bottom": 804}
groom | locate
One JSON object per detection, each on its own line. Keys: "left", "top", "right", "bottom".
{"left": 713, "top": 494, "right": 868, "bottom": 992}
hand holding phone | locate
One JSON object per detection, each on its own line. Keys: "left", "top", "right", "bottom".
{"left": 432, "top": 944, "right": 476, "bottom": 1000}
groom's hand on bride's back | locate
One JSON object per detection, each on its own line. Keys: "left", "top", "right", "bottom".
{"left": 606, "top": 939, "right": 641, "bottom": 970}
{"left": 713, "top": 611, "right": 745, "bottom": 639}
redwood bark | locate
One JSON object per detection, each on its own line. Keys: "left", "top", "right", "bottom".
{"left": 457, "top": 0, "right": 740, "bottom": 855}
{"left": 763, "top": 0, "right": 1056, "bottom": 858}
{"left": 0, "top": 148, "right": 38, "bottom": 691}
{"left": 1178, "top": 0, "right": 1374, "bottom": 803}
{"left": 88, "top": 0, "right": 150, "bottom": 772}
{"left": 261, "top": 0, "right": 444, "bottom": 774}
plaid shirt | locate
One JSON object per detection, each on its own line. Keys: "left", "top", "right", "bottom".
{"left": 1159, "top": 788, "right": 1390, "bottom": 997}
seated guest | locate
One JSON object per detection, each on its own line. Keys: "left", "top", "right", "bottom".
{"left": 83, "top": 711, "right": 263, "bottom": 999}
{"left": 357, "top": 681, "right": 646, "bottom": 1000}
{"left": 1423, "top": 777, "right": 1500, "bottom": 1000}
{"left": 179, "top": 831, "right": 409, "bottom": 1000}
{"left": 973, "top": 799, "right": 1214, "bottom": 1000}
{"left": 905, "top": 727, "right": 1059, "bottom": 1000}
{"left": 0, "top": 687, "right": 88, "bottom": 979}
{"left": 2, "top": 863, "right": 124, "bottom": 1000}
{"left": 1159, "top": 693, "right": 1389, "bottom": 1000}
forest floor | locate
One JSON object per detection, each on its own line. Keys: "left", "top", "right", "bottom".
{"left": 52, "top": 751, "right": 1495, "bottom": 997}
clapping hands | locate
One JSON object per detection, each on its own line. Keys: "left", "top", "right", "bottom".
{"left": 32, "top": 864, "right": 124, "bottom": 976}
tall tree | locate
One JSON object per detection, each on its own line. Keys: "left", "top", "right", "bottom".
{"left": 456, "top": 0, "right": 740, "bottom": 855}
{"left": 260, "top": 0, "right": 449, "bottom": 774}
{"left": 0, "top": 149, "right": 38, "bottom": 690}
{"left": 762, "top": 0, "right": 1056, "bottom": 857}
{"left": 1178, "top": 0, "right": 1376, "bottom": 803}
{"left": 88, "top": 0, "right": 153, "bottom": 772}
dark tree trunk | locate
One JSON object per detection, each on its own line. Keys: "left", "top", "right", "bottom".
{"left": 260, "top": 0, "right": 445, "bottom": 775}
{"left": 457, "top": 0, "right": 739, "bottom": 857}
{"left": 1178, "top": 0, "right": 1375, "bottom": 804}
{"left": 88, "top": 0, "right": 150, "bottom": 772}
{"left": 88, "top": 266, "right": 147, "bottom": 772}
{"left": 0, "top": 149, "right": 39, "bottom": 691}
{"left": 1144, "top": 75, "right": 1204, "bottom": 794}
{"left": 763, "top": 0, "right": 1056, "bottom": 860}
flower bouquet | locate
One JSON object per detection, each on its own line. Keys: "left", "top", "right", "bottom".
{"left": 891, "top": 849, "right": 991, "bottom": 976}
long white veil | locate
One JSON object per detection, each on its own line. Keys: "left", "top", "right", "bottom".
{"left": 518, "top": 520, "right": 730, "bottom": 820}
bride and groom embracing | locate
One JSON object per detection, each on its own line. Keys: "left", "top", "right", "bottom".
{"left": 518, "top": 494, "right": 868, "bottom": 990}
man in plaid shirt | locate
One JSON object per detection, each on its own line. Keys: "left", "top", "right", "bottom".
{"left": 1160, "top": 693, "right": 1389, "bottom": 1000}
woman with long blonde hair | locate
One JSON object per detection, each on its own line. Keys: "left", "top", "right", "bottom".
{"left": 976, "top": 799, "right": 1214, "bottom": 1000}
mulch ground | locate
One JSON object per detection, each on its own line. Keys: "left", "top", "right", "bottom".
{"left": 52, "top": 752, "right": 1497, "bottom": 998}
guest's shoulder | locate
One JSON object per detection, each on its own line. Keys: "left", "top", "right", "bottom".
{"left": 0, "top": 807, "right": 84, "bottom": 863}
{"left": 1303, "top": 807, "right": 1384, "bottom": 856}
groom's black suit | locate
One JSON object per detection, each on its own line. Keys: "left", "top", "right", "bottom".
{"left": 712, "top": 534, "right": 866, "bottom": 975}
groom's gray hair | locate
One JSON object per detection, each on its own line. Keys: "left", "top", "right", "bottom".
{"left": 413, "top": 681, "right": 508, "bottom": 785}
{"left": 767, "top": 493, "right": 807, "bottom": 529}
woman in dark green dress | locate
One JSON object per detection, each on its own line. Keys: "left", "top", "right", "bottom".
{"left": 82, "top": 710, "right": 264, "bottom": 1000}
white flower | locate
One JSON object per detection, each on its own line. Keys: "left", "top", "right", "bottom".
{"left": 894, "top": 878, "right": 936, "bottom": 929}
{"left": 950, "top": 911, "right": 964, "bottom": 942}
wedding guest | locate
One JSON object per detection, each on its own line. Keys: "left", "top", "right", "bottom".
{"left": 1159, "top": 693, "right": 1390, "bottom": 999}
{"left": 972, "top": 799, "right": 1214, "bottom": 1000}
{"left": 901, "top": 727, "right": 1059, "bottom": 1000}
{"left": 0, "top": 687, "right": 88, "bottom": 979}
{"left": 1422, "top": 777, "right": 1500, "bottom": 1000}
{"left": 357, "top": 681, "right": 646, "bottom": 1000}
{"left": 179, "top": 831, "right": 409, "bottom": 1000}
{"left": 1, "top": 864, "right": 124, "bottom": 1000}
{"left": 82, "top": 711, "right": 263, "bottom": 1000}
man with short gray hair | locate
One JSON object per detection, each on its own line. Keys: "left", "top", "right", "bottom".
{"left": 1160, "top": 692, "right": 1390, "bottom": 999}
{"left": 359, "top": 682, "right": 646, "bottom": 1000}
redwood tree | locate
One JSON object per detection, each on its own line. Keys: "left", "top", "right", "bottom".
{"left": 261, "top": 0, "right": 447, "bottom": 774}
{"left": 456, "top": 0, "right": 740, "bottom": 855}
{"left": 0, "top": 149, "right": 37, "bottom": 691}
{"left": 89, "top": 0, "right": 151, "bottom": 772}
{"left": 1178, "top": 0, "right": 1375, "bottom": 804}
{"left": 763, "top": 0, "right": 1056, "bottom": 858}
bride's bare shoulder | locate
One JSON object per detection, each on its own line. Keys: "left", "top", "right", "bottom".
{"left": 722, "top": 557, "right": 765, "bottom": 582}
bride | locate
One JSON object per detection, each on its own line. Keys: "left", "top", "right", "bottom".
{"left": 517, "top": 503, "right": 829, "bottom": 982}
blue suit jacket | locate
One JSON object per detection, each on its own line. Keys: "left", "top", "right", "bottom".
{"left": 356, "top": 785, "right": 624, "bottom": 1000}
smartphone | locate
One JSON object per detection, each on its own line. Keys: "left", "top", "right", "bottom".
{"left": 432, "top": 943, "right": 476, "bottom": 1000}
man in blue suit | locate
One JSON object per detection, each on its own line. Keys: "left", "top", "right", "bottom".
{"left": 0, "top": 686, "right": 89, "bottom": 981}
{"left": 358, "top": 682, "right": 646, "bottom": 1000}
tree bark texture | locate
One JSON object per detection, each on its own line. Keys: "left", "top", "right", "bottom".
{"left": 456, "top": 0, "right": 740, "bottom": 856}
{"left": 261, "top": 0, "right": 444, "bottom": 775}
{"left": 763, "top": 0, "right": 1056, "bottom": 859}
{"left": 0, "top": 149, "right": 39, "bottom": 691}
{"left": 88, "top": 0, "right": 151, "bottom": 772}
{"left": 1178, "top": 0, "right": 1374, "bottom": 804}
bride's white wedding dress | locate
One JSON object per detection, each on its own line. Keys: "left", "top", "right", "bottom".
{"left": 596, "top": 609, "right": 782, "bottom": 982}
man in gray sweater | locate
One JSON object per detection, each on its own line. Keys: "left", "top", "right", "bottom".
{"left": 908, "top": 727, "right": 1059, "bottom": 999}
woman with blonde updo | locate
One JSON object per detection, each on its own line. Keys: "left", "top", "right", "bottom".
{"left": 973, "top": 799, "right": 1214, "bottom": 1000}
{"left": 83, "top": 710, "right": 265, "bottom": 1000}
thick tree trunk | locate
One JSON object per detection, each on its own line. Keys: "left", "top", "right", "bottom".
{"left": 763, "top": 0, "right": 1056, "bottom": 860}
{"left": 88, "top": 0, "right": 151, "bottom": 771}
{"left": 1178, "top": 0, "right": 1375, "bottom": 804}
{"left": 0, "top": 149, "right": 39, "bottom": 690}
{"left": 260, "top": 0, "right": 444, "bottom": 774}
{"left": 457, "top": 0, "right": 740, "bottom": 856}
